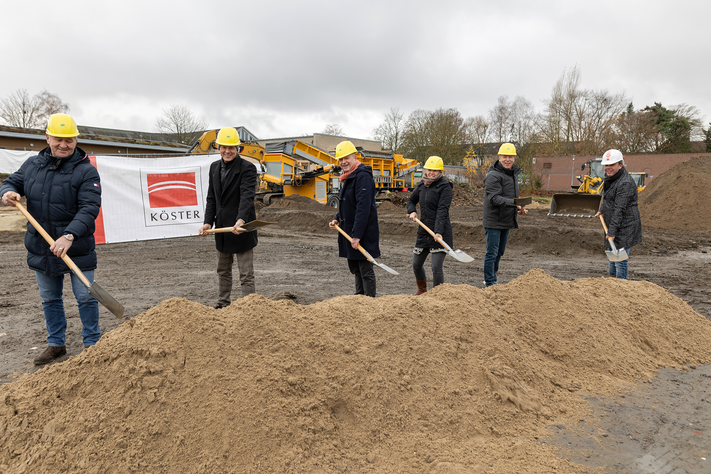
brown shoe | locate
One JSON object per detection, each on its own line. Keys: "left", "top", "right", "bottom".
{"left": 33, "top": 346, "right": 67, "bottom": 365}
{"left": 413, "top": 280, "right": 427, "bottom": 296}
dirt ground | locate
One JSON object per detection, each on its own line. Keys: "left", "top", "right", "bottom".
{"left": 2, "top": 158, "right": 711, "bottom": 473}
{"left": 2, "top": 202, "right": 711, "bottom": 473}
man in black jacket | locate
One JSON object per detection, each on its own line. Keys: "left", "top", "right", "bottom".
{"left": 482, "top": 143, "right": 528, "bottom": 287}
{"left": 595, "top": 149, "right": 642, "bottom": 279}
{"left": 0, "top": 114, "right": 102, "bottom": 364}
{"left": 199, "top": 127, "right": 258, "bottom": 307}
{"left": 329, "top": 140, "right": 380, "bottom": 297}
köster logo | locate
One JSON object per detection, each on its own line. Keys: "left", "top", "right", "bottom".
{"left": 146, "top": 172, "right": 198, "bottom": 208}
{"left": 140, "top": 166, "right": 204, "bottom": 227}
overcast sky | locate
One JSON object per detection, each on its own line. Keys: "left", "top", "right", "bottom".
{"left": 2, "top": 0, "right": 708, "bottom": 141}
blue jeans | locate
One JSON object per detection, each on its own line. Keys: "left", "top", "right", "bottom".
{"left": 484, "top": 228, "right": 510, "bottom": 287}
{"left": 608, "top": 249, "right": 631, "bottom": 279}
{"left": 35, "top": 271, "right": 100, "bottom": 347}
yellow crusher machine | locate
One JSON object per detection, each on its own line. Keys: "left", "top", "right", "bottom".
{"left": 190, "top": 130, "right": 420, "bottom": 209}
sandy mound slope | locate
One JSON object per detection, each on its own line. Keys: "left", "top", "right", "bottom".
{"left": 639, "top": 156, "right": 711, "bottom": 231}
{"left": 2, "top": 269, "right": 710, "bottom": 473}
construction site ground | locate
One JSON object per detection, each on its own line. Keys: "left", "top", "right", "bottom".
{"left": 1, "top": 156, "right": 711, "bottom": 473}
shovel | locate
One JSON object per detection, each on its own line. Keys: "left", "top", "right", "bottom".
{"left": 598, "top": 215, "right": 628, "bottom": 263}
{"left": 414, "top": 218, "right": 474, "bottom": 263}
{"left": 205, "top": 220, "right": 276, "bottom": 234}
{"left": 14, "top": 201, "right": 125, "bottom": 318}
{"left": 333, "top": 224, "right": 399, "bottom": 275}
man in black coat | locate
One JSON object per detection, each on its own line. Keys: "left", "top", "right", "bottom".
{"left": 329, "top": 140, "right": 380, "bottom": 297}
{"left": 482, "top": 143, "right": 528, "bottom": 287}
{"left": 595, "top": 149, "right": 642, "bottom": 279}
{"left": 0, "top": 114, "right": 102, "bottom": 364}
{"left": 199, "top": 127, "right": 258, "bottom": 308}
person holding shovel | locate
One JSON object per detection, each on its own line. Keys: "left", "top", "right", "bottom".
{"left": 329, "top": 140, "right": 380, "bottom": 297}
{"left": 198, "top": 127, "right": 258, "bottom": 307}
{"left": 594, "top": 149, "right": 642, "bottom": 279}
{"left": 406, "top": 156, "right": 453, "bottom": 295}
{"left": 0, "top": 114, "right": 102, "bottom": 364}
{"left": 482, "top": 143, "right": 528, "bottom": 287}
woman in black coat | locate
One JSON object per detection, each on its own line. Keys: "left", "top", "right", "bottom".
{"left": 406, "top": 156, "right": 453, "bottom": 295}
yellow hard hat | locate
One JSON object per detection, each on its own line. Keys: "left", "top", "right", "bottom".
{"left": 215, "top": 127, "right": 241, "bottom": 147}
{"left": 46, "top": 113, "right": 79, "bottom": 137}
{"left": 498, "top": 143, "right": 517, "bottom": 156}
{"left": 423, "top": 156, "right": 444, "bottom": 171}
{"left": 335, "top": 140, "right": 357, "bottom": 160}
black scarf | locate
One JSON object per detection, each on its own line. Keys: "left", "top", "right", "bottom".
{"left": 603, "top": 167, "right": 623, "bottom": 190}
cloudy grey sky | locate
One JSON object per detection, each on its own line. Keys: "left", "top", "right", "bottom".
{"left": 2, "top": 0, "right": 708, "bottom": 140}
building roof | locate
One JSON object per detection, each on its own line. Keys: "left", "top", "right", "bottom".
{"left": 0, "top": 124, "right": 190, "bottom": 152}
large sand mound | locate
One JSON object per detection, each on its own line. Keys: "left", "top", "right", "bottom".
{"left": 2, "top": 270, "right": 710, "bottom": 473}
{"left": 639, "top": 156, "right": 711, "bottom": 231}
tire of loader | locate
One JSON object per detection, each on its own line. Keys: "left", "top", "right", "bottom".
{"left": 327, "top": 195, "right": 340, "bottom": 209}
{"left": 548, "top": 193, "right": 602, "bottom": 217}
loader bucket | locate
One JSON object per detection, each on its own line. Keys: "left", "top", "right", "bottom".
{"left": 548, "top": 193, "right": 602, "bottom": 218}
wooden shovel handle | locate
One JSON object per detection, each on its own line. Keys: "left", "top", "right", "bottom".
{"left": 14, "top": 201, "right": 91, "bottom": 287}
{"left": 205, "top": 226, "right": 247, "bottom": 234}
{"left": 599, "top": 214, "right": 613, "bottom": 238}
{"left": 332, "top": 224, "right": 374, "bottom": 261}
{"left": 414, "top": 217, "right": 454, "bottom": 252}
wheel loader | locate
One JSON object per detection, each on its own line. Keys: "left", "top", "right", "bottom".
{"left": 549, "top": 158, "right": 646, "bottom": 217}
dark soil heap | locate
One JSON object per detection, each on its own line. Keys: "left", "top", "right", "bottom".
{"left": 388, "top": 182, "right": 481, "bottom": 209}
{"left": 2, "top": 270, "right": 710, "bottom": 473}
{"left": 639, "top": 156, "right": 711, "bottom": 231}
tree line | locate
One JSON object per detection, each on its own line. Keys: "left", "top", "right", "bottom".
{"left": 371, "top": 66, "right": 710, "bottom": 166}
{"left": 2, "top": 67, "right": 710, "bottom": 159}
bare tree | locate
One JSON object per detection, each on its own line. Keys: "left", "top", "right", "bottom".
{"left": 400, "top": 109, "right": 432, "bottom": 162}
{"left": 0, "top": 89, "right": 69, "bottom": 129}
{"left": 155, "top": 105, "right": 209, "bottom": 145}
{"left": 464, "top": 115, "right": 490, "bottom": 146}
{"left": 425, "top": 108, "right": 467, "bottom": 165}
{"left": 322, "top": 124, "right": 344, "bottom": 136}
{"left": 538, "top": 66, "right": 628, "bottom": 156}
{"left": 372, "top": 107, "right": 405, "bottom": 153}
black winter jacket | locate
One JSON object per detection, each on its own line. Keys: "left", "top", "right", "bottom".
{"left": 599, "top": 167, "right": 642, "bottom": 250}
{"left": 406, "top": 176, "right": 453, "bottom": 249}
{"left": 204, "top": 156, "right": 258, "bottom": 254}
{"left": 0, "top": 146, "right": 101, "bottom": 276}
{"left": 334, "top": 164, "right": 380, "bottom": 260}
{"left": 482, "top": 160, "right": 522, "bottom": 229}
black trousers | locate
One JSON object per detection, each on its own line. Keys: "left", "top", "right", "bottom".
{"left": 347, "top": 259, "right": 376, "bottom": 297}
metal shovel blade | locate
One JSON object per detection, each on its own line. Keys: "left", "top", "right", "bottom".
{"left": 605, "top": 249, "right": 628, "bottom": 263}
{"left": 359, "top": 247, "right": 400, "bottom": 275}
{"left": 86, "top": 281, "right": 125, "bottom": 318}
{"left": 371, "top": 259, "right": 400, "bottom": 275}
{"left": 447, "top": 248, "right": 474, "bottom": 263}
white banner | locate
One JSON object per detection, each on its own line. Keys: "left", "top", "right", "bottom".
{"left": 91, "top": 154, "right": 223, "bottom": 244}
{"left": 0, "top": 150, "right": 34, "bottom": 173}
{"left": 3, "top": 152, "right": 255, "bottom": 244}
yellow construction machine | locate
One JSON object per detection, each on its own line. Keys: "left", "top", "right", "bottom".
{"left": 190, "top": 130, "right": 421, "bottom": 209}
{"left": 549, "top": 158, "right": 647, "bottom": 217}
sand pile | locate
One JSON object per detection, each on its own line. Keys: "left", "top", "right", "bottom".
{"left": 2, "top": 270, "right": 711, "bottom": 473}
{"left": 268, "top": 195, "right": 329, "bottom": 211}
{"left": 639, "top": 155, "right": 711, "bottom": 231}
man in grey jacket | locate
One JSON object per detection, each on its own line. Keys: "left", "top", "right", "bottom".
{"left": 595, "top": 149, "right": 642, "bottom": 279}
{"left": 482, "top": 143, "right": 528, "bottom": 287}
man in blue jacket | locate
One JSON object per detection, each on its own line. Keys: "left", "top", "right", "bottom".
{"left": 1, "top": 114, "right": 102, "bottom": 364}
{"left": 329, "top": 141, "right": 380, "bottom": 297}
{"left": 482, "top": 143, "right": 528, "bottom": 287}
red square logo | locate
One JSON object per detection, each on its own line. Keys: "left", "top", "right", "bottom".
{"left": 146, "top": 172, "right": 198, "bottom": 208}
